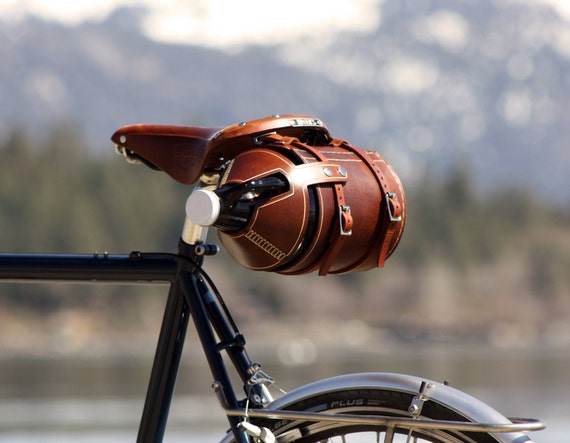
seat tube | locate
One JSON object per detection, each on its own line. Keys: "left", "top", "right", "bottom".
{"left": 136, "top": 266, "right": 190, "bottom": 443}
{"left": 136, "top": 241, "right": 250, "bottom": 443}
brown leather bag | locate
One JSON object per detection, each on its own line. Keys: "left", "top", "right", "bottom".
{"left": 215, "top": 132, "right": 406, "bottom": 275}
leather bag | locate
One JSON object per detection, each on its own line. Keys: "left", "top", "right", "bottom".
{"left": 216, "top": 132, "right": 406, "bottom": 275}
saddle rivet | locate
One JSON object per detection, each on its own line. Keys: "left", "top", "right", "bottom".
{"left": 119, "top": 135, "right": 127, "bottom": 144}
{"left": 323, "top": 166, "right": 333, "bottom": 177}
{"left": 213, "top": 131, "right": 222, "bottom": 140}
{"left": 338, "top": 166, "right": 347, "bottom": 177}
{"left": 239, "top": 121, "right": 247, "bottom": 127}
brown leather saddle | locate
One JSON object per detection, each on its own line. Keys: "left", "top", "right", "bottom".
{"left": 111, "top": 115, "right": 331, "bottom": 185}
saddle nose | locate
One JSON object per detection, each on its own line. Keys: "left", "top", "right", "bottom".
{"left": 111, "top": 124, "right": 223, "bottom": 184}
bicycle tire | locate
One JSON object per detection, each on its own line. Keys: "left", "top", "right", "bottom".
{"left": 223, "top": 373, "right": 535, "bottom": 443}
{"left": 255, "top": 388, "right": 497, "bottom": 442}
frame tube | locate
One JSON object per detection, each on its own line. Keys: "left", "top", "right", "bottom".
{"left": 137, "top": 275, "right": 190, "bottom": 443}
{"left": 0, "top": 253, "right": 177, "bottom": 283}
{"left": 180, "top": 269, "right": 250, "bottom": 443}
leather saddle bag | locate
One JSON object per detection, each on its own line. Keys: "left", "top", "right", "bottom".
{"left": 215, "top": 132, "right": 406, "bottom": 275}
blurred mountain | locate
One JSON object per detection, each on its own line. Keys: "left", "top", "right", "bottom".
{"left": 1, "top": 1, "right": 569, "bottom": 204}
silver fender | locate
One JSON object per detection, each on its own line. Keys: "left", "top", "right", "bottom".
{"left": 220, "top": 372, "right": 534, "bottom": 443}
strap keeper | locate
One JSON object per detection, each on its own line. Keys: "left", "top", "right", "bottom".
{"left": 385, "top": 192, "right": 402, "bottom": 222}
{"left": 339, "top": 205, "right": 353, "bottom": 236}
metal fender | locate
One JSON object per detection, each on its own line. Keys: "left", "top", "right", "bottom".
{"left": 220, "top": 372, "right": 533, "bottom": 443}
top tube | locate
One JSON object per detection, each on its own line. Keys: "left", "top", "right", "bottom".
{"left": 0, "top": 252, "right": 178, "bottom": 283}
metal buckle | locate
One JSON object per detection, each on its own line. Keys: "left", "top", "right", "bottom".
{"left": 385, "top": 192, "right": 402, "bottom": 222}
{"left": 339, "top": 205, "right": 352, "bottom": 236}
{"left": 253, "top": 131, "right": 277, "bottom": 146}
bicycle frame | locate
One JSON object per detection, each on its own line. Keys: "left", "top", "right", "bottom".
{"left": 0, "top": 177, "right": 546, "bottom": 443}
{"left": 0, "top": 239, "right": 266, "bottom": 443}
{"left": 0, "top": 246, "right": 547, "bottom": 443}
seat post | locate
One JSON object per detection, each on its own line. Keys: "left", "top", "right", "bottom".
{"left": 181, "top": 214, "right": 208, "bottom": 245}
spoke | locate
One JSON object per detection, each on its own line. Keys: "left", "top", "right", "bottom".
{"left": 384, "top": 427, "right": 395, "bottom": 443}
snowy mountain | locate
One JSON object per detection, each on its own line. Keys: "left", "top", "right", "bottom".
{"left": 1, "top": 1, "right": 569, "bottom": 203}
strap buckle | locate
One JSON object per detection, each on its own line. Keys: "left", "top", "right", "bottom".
{"left": 339, "top": 205, "right": 353, "bottom": 236}
{"left": 385, "top": 192, "right": 402, "bottom": 222}
{"left": 253, "top": 131, "right": 277, "bottom": 145}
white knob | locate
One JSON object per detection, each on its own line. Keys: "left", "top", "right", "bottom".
{"left": 186, "top": 189, "right": 220, "bottom": 226}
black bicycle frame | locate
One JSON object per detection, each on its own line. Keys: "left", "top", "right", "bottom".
{"left": 0, "top": 239, "right": 259, "bottom": 443}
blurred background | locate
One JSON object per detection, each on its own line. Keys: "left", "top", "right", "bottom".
{"left": 0, "top": 0, "right": 568, "bottom": 441}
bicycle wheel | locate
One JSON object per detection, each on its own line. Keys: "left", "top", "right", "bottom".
{"left": 223, "top": 373, "right": 536, "bottom": 443}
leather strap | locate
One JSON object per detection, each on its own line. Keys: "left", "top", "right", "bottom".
{"left": 260, "top": 133, "right": 353, "bottom": 275}
{"left": 330, "top": 138, "right": 403, "bottom": 267}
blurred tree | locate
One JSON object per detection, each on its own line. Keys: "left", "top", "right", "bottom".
{"left": 0, "top": 126, "right": 569, "bottom": 335}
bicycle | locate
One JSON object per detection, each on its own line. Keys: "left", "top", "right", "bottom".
{"left": 0, "top": 115, "right": 545, "bottom": 443}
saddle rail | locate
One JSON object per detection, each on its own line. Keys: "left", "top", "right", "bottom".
{"left": 111, "top": 115, "right": 331, "bottom": 184}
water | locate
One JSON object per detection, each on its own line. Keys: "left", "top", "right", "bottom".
{"left": 0, "top": 344, "right": 567, "bottom": 442}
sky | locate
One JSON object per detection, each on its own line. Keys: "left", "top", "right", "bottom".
{"left": 0, "top": 0, "right": 382, "bottom": 48}
{"left": 1, "top": 0, "right": 569, "bottom": 49}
